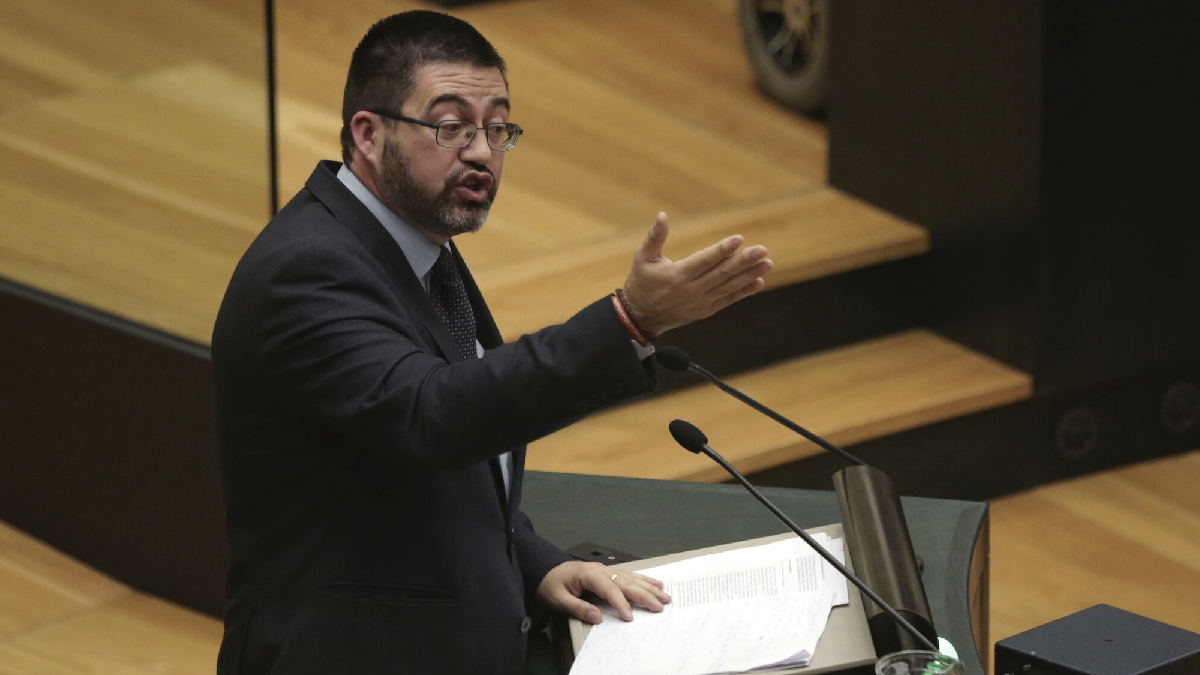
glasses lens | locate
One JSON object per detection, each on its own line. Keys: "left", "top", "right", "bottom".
{"left": 435, "top": 121, "right": 519, "bottom": 151}
{"left": 488, "top": 123, "right": 520, "bottom": 151}
{"left": 436, "top": 121, "right": 470, "bottom": 148}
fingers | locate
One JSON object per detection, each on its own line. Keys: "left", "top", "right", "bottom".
{"left": 631, "top": 571, "right": 667, "bottom": 590}
{"left": 708, "top": 254, "right": 773, "bottom": 299}
{"left": 537, "top": 562, "right": 669, "bottom": 625}
{"left": 551, "top": 590, "right": 605, "bottom": 625}
{"left": 624, "top": 206, "right": 772, "bottom": 336}
{"left": 637, "top": 212, "right": 670, "bottom": 262}
{"left": 698, "top": 244, "right": 769, "bottom": 289}
{"left": 618, "top": 574, "right": 672, "bottom": 608}
{"left": 709, "top": 277, "right": 767, "bottom": 314}
{"left": 676, "top": 234, "right": 745, "bottom": 280}
{"left": 589, "top": 574, "right": 635, "bottom": 621}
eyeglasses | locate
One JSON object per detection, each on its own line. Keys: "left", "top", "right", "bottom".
{"left": 370, "top": 110, "right": 523, "bottom": 152}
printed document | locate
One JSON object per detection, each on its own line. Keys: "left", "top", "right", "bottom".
{"left": 569, "top": 592, "right": 834, "bottom": 675}
{"left": 641, "top": 534, "right": 849, "bottom": 610}
{"left": 569, "top": 536, "right": 849, "bottom": 675}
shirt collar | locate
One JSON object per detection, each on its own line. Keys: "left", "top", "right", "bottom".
{"left": 336, "top": 163, "right": 444, "bottom": 283}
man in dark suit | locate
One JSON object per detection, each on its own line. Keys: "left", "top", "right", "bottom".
{"left": 212, "top": 10, "right": 773, "bottom": 675}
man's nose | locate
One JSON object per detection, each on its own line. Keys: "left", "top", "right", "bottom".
{"left": 459, "top": 128, "right": 494, "bottom": 162}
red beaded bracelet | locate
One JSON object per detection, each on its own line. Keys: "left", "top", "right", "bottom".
{"left": 611, "top": 289, "right": 652, "bottom": 348}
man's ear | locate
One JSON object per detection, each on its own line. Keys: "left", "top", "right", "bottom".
{"left": 350, "top": 111, "right": 382, "bottom": 169}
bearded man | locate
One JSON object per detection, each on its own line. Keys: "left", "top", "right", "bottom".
{"left": 212, "top": 10, "right": 772, "bottom": 675}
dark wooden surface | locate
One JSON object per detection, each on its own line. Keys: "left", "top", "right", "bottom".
{"left": 519, "top": 472, "right": 989, "bottom": 675}
{"left": 827, "top": 0, "right": 1200, "bottom": 394}
{"left": 0, "top": 277, "right": 227, "bottom": 617}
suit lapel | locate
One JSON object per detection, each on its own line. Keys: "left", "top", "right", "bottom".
{"left": 306, "top": 162, "right": 516, "bottom": 514}
{"left": 451, "top": 240, "right": 503, "bottom": 350}
{"left": 304, "top": 161, "right": 462, "bottom": 363}
{"left": 451, "top": 240, "right": 520, "bottom": 515}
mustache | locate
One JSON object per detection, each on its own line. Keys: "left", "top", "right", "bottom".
{"left": 445, "top": 164, "right": 493, "bottom": 185}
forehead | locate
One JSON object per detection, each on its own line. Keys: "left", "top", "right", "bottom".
{"left": 408, "top": 62, "right": 509, "bottom": 112}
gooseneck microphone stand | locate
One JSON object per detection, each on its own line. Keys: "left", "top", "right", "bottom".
{"left": 657, "top": 346, "right": 940, "bottom": 655}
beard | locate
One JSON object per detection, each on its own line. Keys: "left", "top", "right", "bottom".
{"left": 378, "top": 135, "right": 499, "bottom": 239}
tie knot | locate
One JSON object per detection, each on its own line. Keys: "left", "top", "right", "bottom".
{"left": 432, "top": 246, "right": 459, "bottom": 286}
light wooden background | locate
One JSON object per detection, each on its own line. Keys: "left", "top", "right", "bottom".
{"left": 0, "top": 0, "right": 272, "bottom": 343}
{"left": 1, "top": 0, "right": 1197, "bottom": 672}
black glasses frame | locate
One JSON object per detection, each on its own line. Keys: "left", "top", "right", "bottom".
{"left": 369, "top": 109, "right": 523, "bottom": 152}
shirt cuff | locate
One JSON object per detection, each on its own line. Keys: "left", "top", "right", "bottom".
{"left": 631, "top": 340, "right": 656, "bottom": 361}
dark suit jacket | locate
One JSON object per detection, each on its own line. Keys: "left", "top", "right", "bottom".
{"left": 212, "top": 161, "right": 655, "bottom": 675}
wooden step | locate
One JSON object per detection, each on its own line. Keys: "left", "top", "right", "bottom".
{"left": 0, "top": 593, "right": 221, "bottom": 674}
{"left": 0, "top": 520, "right": 220, "bottom": 670}
{"left": 527, "top": 330, "right": 1032, "bottom": 481}
{"left": 990, "top": 450, "right": 1200, "bottom": 649}
{"left": 472, "top": 187, "right": 930, "bottom": 342}
{"left": 0, "top": 520, "right": 127, "bottom": 641}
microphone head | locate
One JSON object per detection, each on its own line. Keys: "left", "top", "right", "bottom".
{"left": 655, "top": 346, "right": 693, "bottom": 372}
{"left": 669, "top": 419, "right": 708, "bottom": 454}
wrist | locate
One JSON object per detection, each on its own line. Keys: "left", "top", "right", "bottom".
{"left": 612, "top": 289, "right": 655, "bottom": 347}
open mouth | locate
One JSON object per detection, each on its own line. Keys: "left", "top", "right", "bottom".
{"left": 454, "top": 171, "right": 493, "bottom": 203}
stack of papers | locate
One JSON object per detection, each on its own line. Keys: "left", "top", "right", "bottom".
{"left": 570, "top": 535, "right": 850, "bottom": 675}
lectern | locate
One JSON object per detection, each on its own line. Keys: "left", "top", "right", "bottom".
{"left": 519, "top": 472, "right": 990, "bottom": 675}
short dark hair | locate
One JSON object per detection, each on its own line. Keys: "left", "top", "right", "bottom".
{"left": 340, "top": 11, "right": 507, "bottom": 165}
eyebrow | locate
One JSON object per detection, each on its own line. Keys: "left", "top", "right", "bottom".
{"left": 424, "top": 93, "right": 511, "bottom": 116}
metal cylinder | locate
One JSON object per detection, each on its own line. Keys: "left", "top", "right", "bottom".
{"left": 833, "top": 464, "right": 938, "bottom": 654}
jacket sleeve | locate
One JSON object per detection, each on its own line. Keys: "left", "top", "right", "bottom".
{"left": 250, "top": 239, "right": 656, "bottom": 469}
{"left": 511, "top": 507, "right": 574, "bottom": 597}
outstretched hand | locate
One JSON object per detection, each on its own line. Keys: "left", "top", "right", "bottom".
{"left": 536, "top": 560, "right": 671, "bottom": 624}
{"left": 621, "top": 212, "right": 772, "bottom": 338}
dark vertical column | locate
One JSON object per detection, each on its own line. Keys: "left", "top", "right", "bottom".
{"left": 266, "top": 0, "right": 279, "bottom": 214}
{"left": 1037, "top": 0, "right": 1200, "bottom": 392}
{"left": 756, "top": 0, "right": 1200, "bottom": 492}
{"left": 826, "top": 0, "right": 1046, "bottom": 374}
{"left": 827, "top": 0, "right": 1200, "bottom": 396}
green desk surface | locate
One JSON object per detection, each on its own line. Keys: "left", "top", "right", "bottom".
{"left": 520, "top": 471, "right": 988, "bottom": 675}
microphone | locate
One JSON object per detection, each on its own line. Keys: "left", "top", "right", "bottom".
{"left": 656, "top": 346, "right": 866, "bottom": 467}
{"left": 667, "top": 418, "right": 712, "bottom": 454}
{"left": 660, "top": 346, "right": 938, "bottom": 654}
{"left": 668, "top": 419, "right": 938, "bottom": 652}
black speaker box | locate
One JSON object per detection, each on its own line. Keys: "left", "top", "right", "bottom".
{"left": 995, "top": 605, "right": 1200, "bottom": 675}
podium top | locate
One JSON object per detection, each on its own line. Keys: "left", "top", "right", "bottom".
{"left": 519, "top": 472, "right": 988, "bottom": 675}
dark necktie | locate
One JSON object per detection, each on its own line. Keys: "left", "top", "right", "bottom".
{"left": 428, "top": 246, "right": 478, "bottom": 361}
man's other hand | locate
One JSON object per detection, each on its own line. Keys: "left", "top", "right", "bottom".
{"left": 621, "top": 212, "right": 773, "bottom": 338}
{"left": 536, "top": 561, "right": 672, "bottom": 624}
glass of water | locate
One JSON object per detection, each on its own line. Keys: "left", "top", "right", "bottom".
{"left": 875, "top": 650, "right": 964, "bottom": 675}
